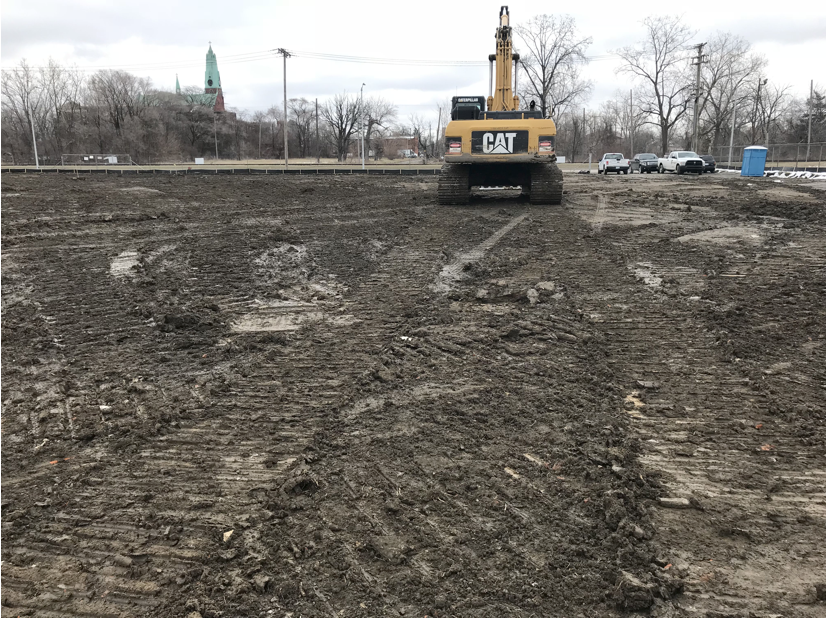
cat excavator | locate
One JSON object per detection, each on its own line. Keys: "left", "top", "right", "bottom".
{"left": 438, "top": 6, "right": 563, "bottom": 205}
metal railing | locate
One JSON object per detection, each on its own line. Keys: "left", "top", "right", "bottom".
{"left": 711, "top": 142, "right": 824, "bottom": 171}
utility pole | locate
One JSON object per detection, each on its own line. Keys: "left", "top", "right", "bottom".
{"left": 315, "top": 98, "right": 320, "bottom": 164}
{"left": 258, "top": 117, "right": 262, "bottom": 159}
{"left": 807, "top": 79, "right": 813, "bottom": 161}
{"left": 436, "top": 105, "right": 443, "bottom": 159}
{"left": 27, "top": 99, "right": 39, "bottom": 169}
{"left": 691, "top": 42, "right": 706, "bottom": 153}
{"left": 629, "top": 89, "right": 634, "bottom": 156}
{"left": 583, "top": 107, "right": 590, "bottom": 171}
{"left": 277, "top": 48, "right": 291, "bottom": 169}
{"left": 752, "top": 77, "right": 767, "bottom": 144}
{"left": 360, "top": 83, "right": 366, "bottom": 170}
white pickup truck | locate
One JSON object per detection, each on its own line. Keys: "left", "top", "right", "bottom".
{"left": 658, "top": 151, "right": 705, "bottom": 175}
{"left": 598, "top": 153, "right": 630, "bottom": 175}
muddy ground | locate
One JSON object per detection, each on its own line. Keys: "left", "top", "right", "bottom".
{"left": 1, "top": 171, "right": 824, "bottom": 618}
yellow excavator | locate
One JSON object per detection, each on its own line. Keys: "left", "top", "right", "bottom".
{"left": 438, "top": 6, "right": 563, "bottom": 205}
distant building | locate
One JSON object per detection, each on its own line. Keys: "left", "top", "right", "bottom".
{"left": 384, "top": 136, "right": 419, "bottom": 158}
{"left": 176, "top": 44, "right": 226, "bottom": 113}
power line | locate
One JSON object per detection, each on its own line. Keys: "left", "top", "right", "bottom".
{"left": 3, "top": 48, "right": 617, "bottom": 73}
{"left": 287, "top": 49, "right": 616, "bottom": 65}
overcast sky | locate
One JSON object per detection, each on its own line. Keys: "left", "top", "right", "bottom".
{"left": 3, "top": 0, "right": 824, "bottom": 126}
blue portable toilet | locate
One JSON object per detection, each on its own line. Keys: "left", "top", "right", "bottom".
{"left": 741, "top": 146, "right": 767, "bottom": 177}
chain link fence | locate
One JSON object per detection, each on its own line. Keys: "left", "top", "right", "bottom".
{"left": 712, "top": 142, "right": 824, "bottom": 171}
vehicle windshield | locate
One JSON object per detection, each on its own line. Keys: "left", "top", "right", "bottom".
{"left": 678, "top": 151, "right": 698, "bottom": 158}
{"left": 605, "top": 154, "right": 622, "bottom": 160}
{"left": 637, "top": 154, "right": 657, "bottom": 160}
{"left": 701, "top": 155, "right": 715, "bottom": 161}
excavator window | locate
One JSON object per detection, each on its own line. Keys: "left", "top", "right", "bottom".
{"left": 454, "top": 104, "right": 481, "bottom": 120}
{"left": 451, "top": 96, "right": 486, "bottom": 121}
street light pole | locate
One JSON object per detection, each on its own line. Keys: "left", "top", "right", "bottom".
{"left": 360, "top": 83, "right": 366, "bottom": 170}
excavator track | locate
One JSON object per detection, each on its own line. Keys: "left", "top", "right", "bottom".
{"left": 529, "top": 162, "right": 563, "bottom": 205}
{"left": 437, "top": 164, "right": 471, "bottom": 205}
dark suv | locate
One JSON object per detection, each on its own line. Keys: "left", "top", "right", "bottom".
{"left": 631, "top": 153, "right": 659, "bottom": 173}
{"left": 700, "top": 155, "right": 716, "bottom": 173}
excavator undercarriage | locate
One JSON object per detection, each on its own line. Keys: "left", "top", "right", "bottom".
{"left": 438, "top": 163, "right": 563, "bottom": 205}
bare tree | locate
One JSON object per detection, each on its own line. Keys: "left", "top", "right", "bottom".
{"left": 363, "top": 97, "right": 397, "bottom": 160}
{"left": 616, "top": 15, "right": 695, "bottom": 154}
{"left": 88, "top": 70, "right": 151, "bottom": 138}
{"left": 698, "top": 32, "right": 766, "bottom": 151}
{"left": 321, "top": 92, "right": 359, "bottom": 161}
{"left": 265, "top": 104, "right": 284, "bottom": 158}
{"left": 434, "top": 99, "right": 452, "bottom": 159}
{"left": 407, "top": 114, "right": 435, "bottom": 158}
{"left": 38, "top": 59, "right": 83, "bottom": 155}
{"left": 288, "top": 98, "right": 314, "bottom": 157}
{"left": 1, "top": 60, "right": 46, "bottom": 161}
{"left": 515, "top": 14, "right": 593, "bottom": 120}
{"left": 758, "top": 83, "right": 792, "bottom": 145}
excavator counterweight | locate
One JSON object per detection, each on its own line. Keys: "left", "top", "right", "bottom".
{"left": 438, "top": 6, "right": 562, "bottom": 205}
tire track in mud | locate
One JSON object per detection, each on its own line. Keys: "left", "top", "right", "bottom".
{"left": 1, "top": 177, "right": 516, "bottom": 616}
{"left": 4, "top": 173, "right": 822, "bottom": 617}
{"left": 0, "top": 180, "right": 408, "bottom": 616}
{"left": 563, "top": 174, "right": 826, "bottom": 616}
{"left": 2, "top": 175, "right": 663, "bottom": 617}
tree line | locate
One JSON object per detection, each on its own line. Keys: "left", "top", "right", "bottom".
{"left": 0, "top": 60, "right": 413, "bottom": 164}
{"left": 3, "top": 15, "right": 823, "bottom": 165}
{"left": 515, "top": 14, "right": 824, "bottom": 161}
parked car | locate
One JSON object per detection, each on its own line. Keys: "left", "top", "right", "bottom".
{"left": 598, "top": 153, "right": 630, "bottom": 175}
{"left": 658, "top": 151, "right": 705, "bottom": 175}
{"left": 630, "top": 153, "right": 659, "bottom": 174}
{"left": 700, "top": 155, "right": 716, "bottom": 173}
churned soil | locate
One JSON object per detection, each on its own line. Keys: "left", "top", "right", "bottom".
{"left": 1, "top": 170, "right": 824, "bottom": 617}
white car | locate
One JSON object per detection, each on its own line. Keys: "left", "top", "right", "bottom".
{"left": 598, "top": 153, "right": 630, "bottom": 175}
{"left": 658, "top": 151, "right": 705, "bottom": 175}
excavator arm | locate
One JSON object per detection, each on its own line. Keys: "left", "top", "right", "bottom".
{"left": 487, "top": 6, "right": 520, "bottom": 112}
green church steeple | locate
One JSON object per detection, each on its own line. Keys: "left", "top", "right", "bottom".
{"left": 205, "top": 43, "right": 221, "bottom": 91}
{"left": 175, "top": 73, "right": 181, "bottom": 95}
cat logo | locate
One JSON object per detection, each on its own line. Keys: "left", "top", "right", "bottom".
{"left": 470, "top": 130, "right": 528, "bottom": 154}
{"left": 482, "top": 132, "right": 517, "bottom": 154}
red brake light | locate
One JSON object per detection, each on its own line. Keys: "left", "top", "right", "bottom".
{"left": 538, "top": 137, "right": 555, "bottom": 153}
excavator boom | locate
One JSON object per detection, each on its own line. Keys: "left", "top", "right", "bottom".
{"left": 487, "top": 6, "right": 519, "bottom": 112}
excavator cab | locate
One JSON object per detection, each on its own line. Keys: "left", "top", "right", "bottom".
{"left": 438, "top": 6, "right": 562, "bottom": 205}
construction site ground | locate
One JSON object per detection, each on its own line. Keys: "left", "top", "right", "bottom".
{"left": 1, "top": 171, "right": 824, "bottom": 618}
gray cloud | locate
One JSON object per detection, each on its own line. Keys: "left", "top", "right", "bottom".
{"left": 1, "top": 1, "right": 245, "bottom": 57}
{"left": 716, "top": 16, "right": 826, "bottom": 45}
